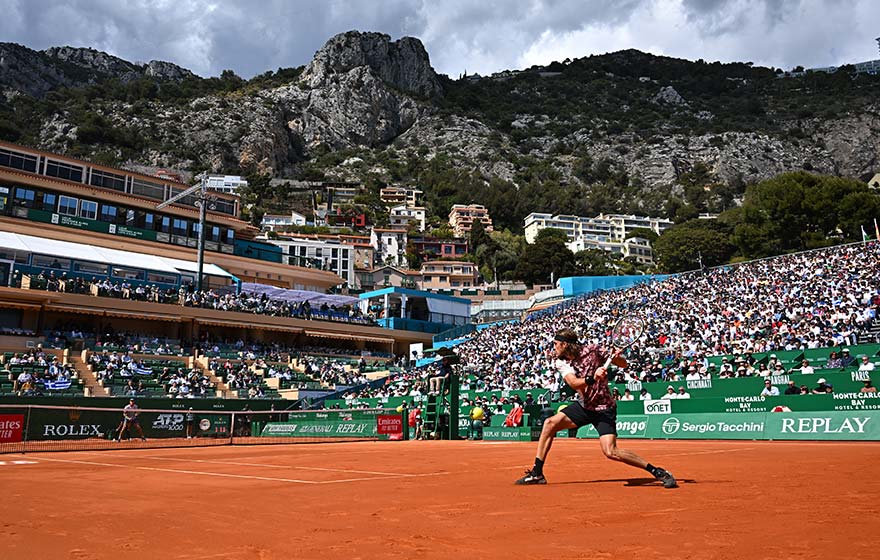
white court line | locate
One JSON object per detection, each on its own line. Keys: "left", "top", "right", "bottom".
{"left": 315, "top": 472, "right": 449, "bottom": 484}
{"left": 26, "top": 455, "right": 449, "bottom": 485}
{"left": 28, "top": 455, "right": 319, "bottom": 484}
{"left": 79, "top": 451, "right": 429, "bottom": 476}
{"left": 655, "top": 447, "right": 756, "bottom": 457}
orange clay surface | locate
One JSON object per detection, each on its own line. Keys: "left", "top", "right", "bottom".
{"left": 1, "top": 439, "right": 878, "bottom": 560}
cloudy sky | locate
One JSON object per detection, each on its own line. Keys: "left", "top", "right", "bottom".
{"left": 2, "top": 0, "right": 878, "bottom": 78}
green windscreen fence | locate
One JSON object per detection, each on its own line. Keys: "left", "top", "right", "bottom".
{"left": 0, "top": 404, "right": 406, "bottom": 454}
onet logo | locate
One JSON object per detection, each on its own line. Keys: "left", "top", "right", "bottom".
{"left": 662, "top": 417, "right": 681, "bottom": 435}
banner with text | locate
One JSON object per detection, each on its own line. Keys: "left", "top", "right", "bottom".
{"left": 575, "top": 410, "right": 880, "bottom": 441}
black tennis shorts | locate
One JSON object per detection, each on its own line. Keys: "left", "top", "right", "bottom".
{"left": 560, "top": 403, "right": 617, "bottom": 436}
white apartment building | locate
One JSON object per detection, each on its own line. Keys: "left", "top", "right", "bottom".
{"left": 263, "top": 236, "right": 354, "bottom": 287}
{"left": 370, "top": 227, "right": 408, "bottom": 267}
{"left": 206, "top": 175, "right": 248, "bottom": 194}
{"left": 599, "top": 213, "right": 673, "bottom": 239}
{"left": 809, "top": 58, "right": 880, "bottom": 76}
{"left": 524, "top": 213, "right": 612, "bottom": 244}
{"left": 389, "top": 205, "right": 426, "bottom": 232}
{"left": 260, "top": 211, "right": 307, "bottom": 232}
{"left": 524, "top": 212, "right": 672, "bottom": 244}
{"left": 566, "top": 235, "right": 655, "bottom": 265}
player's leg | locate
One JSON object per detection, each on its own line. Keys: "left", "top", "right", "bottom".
{"left": 596, "top": 412, "right": 677, "bottom": 488}
{"left": 134, "top": 422, "right": 146, "bottom": 441}
{"left": 116, "top": 420, "right": 128, "bottom": 441}
{"left": 515, "top": 409, "right": 578, "bottom": 485}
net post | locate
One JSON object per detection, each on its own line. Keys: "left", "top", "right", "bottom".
{"left": 447, "top": 372, "right": 460, "bottom": 440}
{"left": 401, "top": 402, "right": 409, "bottom": 441}
{"left": 230, "top": 411, "right": 237, "bottom": 445}
{"left": 23, "top": 405, "right": 33, "bottom": 455}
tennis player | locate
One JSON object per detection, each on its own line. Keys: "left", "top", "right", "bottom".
{"left": 115, "top": 398, "right": 147, "bottom": 442}
{"left": 515, "top": 328, "right": 677, "bottom": 488}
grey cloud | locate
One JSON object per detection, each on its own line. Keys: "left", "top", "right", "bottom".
{"left": 0, "top": 0, "right": 877, "bottom": 79}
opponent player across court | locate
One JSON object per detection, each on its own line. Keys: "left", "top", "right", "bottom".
{"left": 115, "top": 398, "right": 147, "bottom": 442}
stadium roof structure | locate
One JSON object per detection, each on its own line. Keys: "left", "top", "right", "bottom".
{"left": 0, "top": 231, "right": 234, "bottom": 279}
{"left": 357, "top": 287, "right": 471, "bottom": 334}
{"left": 239, "top": 282, "right": 360, "bottom": 307}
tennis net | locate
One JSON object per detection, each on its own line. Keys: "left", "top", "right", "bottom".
{"left": 0, "top": 404, "right": 407, "bottom": 453}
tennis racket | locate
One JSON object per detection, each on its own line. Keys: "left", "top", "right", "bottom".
{"left": 603, "top": 314, "right": 646, "bottom": 369}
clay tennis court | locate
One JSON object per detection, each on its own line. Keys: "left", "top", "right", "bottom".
{"left": 2, "top": 439, "right": 877, "bottom": 560}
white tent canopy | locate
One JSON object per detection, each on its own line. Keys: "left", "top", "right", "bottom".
{"left": 0, "top": 231, "right": 233, "bottom": 279}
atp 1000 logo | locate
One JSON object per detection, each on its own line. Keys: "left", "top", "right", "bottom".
{"left": 152, "top": 413, "right": 185, "bottom": 431}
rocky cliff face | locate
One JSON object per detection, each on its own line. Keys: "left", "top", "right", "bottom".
{"left": 280, "top": 31, "right": 438, "bottom": 150}
{"left": 0, "top": 43, "right": 195, "bottom": 98}
{"left": 300, "top": 31, "right": 443, "bottom": 99}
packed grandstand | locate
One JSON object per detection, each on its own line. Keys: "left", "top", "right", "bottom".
{"left": 4, "top": 241, "right": 878, "bottom": 424}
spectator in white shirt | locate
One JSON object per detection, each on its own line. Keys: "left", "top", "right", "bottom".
{"left": 799, "top": 360, "right": 815, "bottom": 374}
{"left": 760, "top": 379, "right": 780, "bottom": 397}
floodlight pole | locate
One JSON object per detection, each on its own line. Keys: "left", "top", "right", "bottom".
{"left": 195, "top": 177, "right": 207, "bottom": 292}
{"left": 156, "top": 172, "right": 210, "bottom": 292}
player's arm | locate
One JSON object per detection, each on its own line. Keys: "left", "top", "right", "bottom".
{"left": 563, "top": 373, "right": 589, "bottom": 391}
{"left": 604, "top": 346, "right": 628, "bottom": 369}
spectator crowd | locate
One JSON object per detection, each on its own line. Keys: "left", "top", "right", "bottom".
{"left": 337, "top": 242, "right": 880, "bottom": 403}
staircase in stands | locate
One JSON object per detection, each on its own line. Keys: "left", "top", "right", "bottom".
{"left": 69, "top": 353, "right": 109, "bottom": 396}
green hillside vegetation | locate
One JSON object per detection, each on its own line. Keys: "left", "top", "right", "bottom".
{"left": 441, "top": 51, "right": 879, "bottom": 139}
{"left": 1, "top": 49, "right": 879, "bottom": 280}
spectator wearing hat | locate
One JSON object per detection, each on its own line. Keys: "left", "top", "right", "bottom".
{"left": 428, "top": 354, "right": 453, "bottom": 395}
{"left": 812, "top": 378, "right": 833, "bottom": 394}
{"left": 784, "top": 380, "right": 800, "bottom": 395}
{"left": 719, "top": 359, "right": 734, "bottom": 377}
{"left": 760, "top": 379, "right": 780, "bottom": 397}
{"left": 685, "top": 366, "right": 701, "bottom": 381}
{"left": 638, "top": 388, "right": 652, "bottom": 400}
{"left": 838, "top": 349, "right": 855, "bottom": 368}
{"left": 860, "top": 379, "right": 877, "bottom": 394}
{"left": 661, "top": 386, "right": 678, "bottom": 400}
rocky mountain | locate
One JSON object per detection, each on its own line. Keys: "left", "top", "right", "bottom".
{"left": 0, "top": 43, "right": 195, "bottom": 98}
{"left": 1, "top": 31, "right": 879, "bottom": 231}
